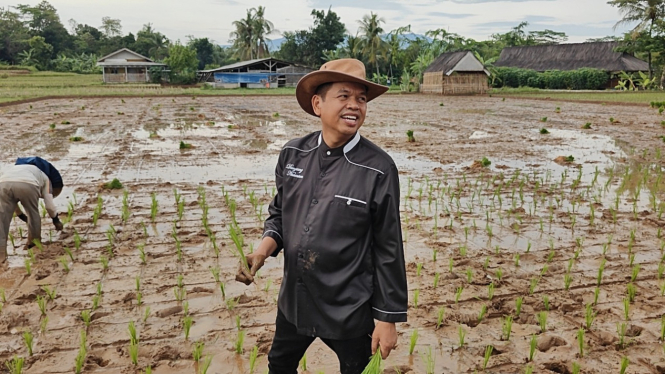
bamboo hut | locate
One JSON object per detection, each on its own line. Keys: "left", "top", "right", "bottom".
{"left": 421, "top": 51, "right": 490, "bottom": 95}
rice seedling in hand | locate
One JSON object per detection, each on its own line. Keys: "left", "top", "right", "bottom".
{"left": 502, "top": 315, "right": 513, "bottom": 341}
{"left": 23, "top": 330, "right": 33, "bottom": 356}
{"left": 483, "top": 345, "right": 493, "bottom": 370}
{"left": 458, "top": 325, "right": 466, "bottom": 348}
{"left": 361, "top": 349, "right": 383, "bottom": 374}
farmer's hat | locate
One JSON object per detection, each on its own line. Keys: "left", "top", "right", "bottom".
{"left": 296, "top": 59, "right": 389, "bottom": 116}
{"left": 15, "top": 157, "right": 63, "bottom": 197}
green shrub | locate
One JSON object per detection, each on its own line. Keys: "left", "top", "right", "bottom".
{"left": 494, "top": 67, "right": 609, "bottom": 90}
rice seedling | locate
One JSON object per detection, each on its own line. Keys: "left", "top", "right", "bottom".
{"left": 23, "top": 330, "right": 33, "bottom": 356}
{"left": 449, "top": 258, "right": 454, "bottom": 273}
{"left": 496, "top": 268, "right": 503, "bottom": 281}
{"left": 183, "top": 301, "right": 190, "bottom": 316}
{"left": 96, "top": 282, "right": 102, "bottom": 297}
{"left": 235, "top": 329, "right": 245, "bottom": 354}
{"left": 36, "top": 295, "right": 47, "bottom": 316}
{"left": 99, "top": 255, "right": 109, "bottom": 271}
{"left": 661, "top": 314, "right": 665, "bottom": 341}
{"left": 192, "top": 340, "right": 205, "bottom": 362}
{"left": 631, "top": 264, "right": 640, "bottom": 282}
{"left": 623, "top": 298, "right": 630, "bottom": 320}
{"left": 436, "top": 307, "right": 445, "bottom": 329}
{"left": 542, "top": 295, "right": 550, "bottom": 311}
{"left": 58, "top": 256, "right": 70, "bottom": 272}
{"left": 455, "top": 286, "right": 463, "bottom": 303}
{"left": 617, "top": 322, "right": 627, "bottom": 349}
{"left": 183, "top": 316, "right": 193, "bottom": 340}
{"left": 6, "top": 356, "right": 25, "bottom": 374}
{"left": 200, "top": 356, "right": 213, "bottom": 374}
{"left": 515, "top": 297, "right": 523, "bottom": 317}
{"left": 42, "top": 285, "right": 56, "bottom": 301}
{"left": 416, "top": 262, "right": 423, "bottom": 276}
{"left": 0, "top": 288, "right": 5, "bottom": 303}
{"left": 540, "top": 127, "right": 549, "bottom": 134}
{"left": 564, "top": 273, "right": 573, "bottom": 291}
{"left": 487, "top": 283, "right": 495, "bottom": 301}
{"left": 514, "top": 253, "right": 520, "bottom": 267}
{"left": 458, "top": 325, "right": 466, "bottom": 348}
{"left": 174, "top": 286, "right": 186, "bottom": 302}
{"left": 143, "top": 306, "right": 150, "bottom": 324}
{"left": 362, "top": 350, "right": 383, "bottom": 374}
{"left": 466, "top": 268, "right": 473, "bottom": 283}
{"left": 576, "top": 328, "right": 585, "bottom": 357}
{"left": 219, "top": 282, "right": 226, "bottom": 301}
{"left": 413, "top": 289, "right": 419, "bottom": 308}
{"left": 593, "top": 286, "right": 600, "bottom": 305}
{"left": 91, "top": 293, "right": 101, "bottom": 310}
{"left": 525, "top": 365, "right": 534, "bottom": 374}
{"left": 150, "top": 193, "right": 158, "bottom": 223}
{"left": 528, "top": 334, "right": 537, "bottom": 361}
{"left": 81, "top": 310, "right": 91, "bottom": 328}
{"left": 129, "top": 340, "right": 139, "bottom": 365}
{"left": 408, "top": 328, "right": 419, "bottom": 355}
{"left": 483, "top": 345, "right": 493, "bottom": 370}
{"left": 38, "top": 315, "right": 48, "bottom": 335}
{"left": 537, "top": 311, "right": 547, "bottom": 332}
{"left": 627, "top": 283, "right": 636, "bottom": 303}
{"left": 540, "top": 117, "right": 548, "bottom": 123}
{"left": 478, "top": 305, "right": 487, "bottom": 322}
{"left": 620, "top": 356, "right": 629, "bottom": 374}
{"left": 502, "top": 315, "right": 513, "bottom": 341}
{"left": 433, "top": 272, "right": 440, "bottom": 288}
{"left": 529, "top": 277, "right": 539, "bottom": 295}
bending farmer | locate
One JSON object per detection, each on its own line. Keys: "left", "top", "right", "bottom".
{"left": 0, "top": 157, "right": 64, "bottom": 263}
{"left": 236, "top": 59, "right": 407, "bottom": 374}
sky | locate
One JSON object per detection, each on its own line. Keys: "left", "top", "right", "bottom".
{"left": 2, "top": 0, "right": 634, "bottom": 45}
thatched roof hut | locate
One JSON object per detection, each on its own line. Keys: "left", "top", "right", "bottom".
{"left": 421, "top": 51, "right": 490, "bottom": 95}
{"left": 494, "top": 41, "right": 648, "bottom": 73}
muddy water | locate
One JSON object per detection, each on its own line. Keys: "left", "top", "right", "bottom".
{"left": 0, "top": 95, "right": 664, "bottom": 374}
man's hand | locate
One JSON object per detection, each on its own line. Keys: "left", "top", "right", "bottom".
{"left": 235, "top": 252, "right": 267, "bottom": 285}
{"left": 17, "top": 214, "right": 27, "bottom": 222}
{"left": 371, "top": 321, "right": 397, "bottom": 359}
{"left": 52, "top": 215, "right": 63, "bottom": 231}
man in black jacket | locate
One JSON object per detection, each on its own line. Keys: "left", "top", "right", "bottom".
{"left": 236, "top": 59, "right": 407, "bottom": 374}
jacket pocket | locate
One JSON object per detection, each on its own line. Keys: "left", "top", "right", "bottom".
{"left": 334, "top": 194, "right": 367, "bottom": 208}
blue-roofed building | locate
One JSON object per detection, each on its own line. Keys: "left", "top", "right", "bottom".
{"left": 198, "top": 58, "right": 314, "bottom": 88}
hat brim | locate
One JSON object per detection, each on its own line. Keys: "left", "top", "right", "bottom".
{"left": 296, "top": 70, "right": 389, "bottom": 116}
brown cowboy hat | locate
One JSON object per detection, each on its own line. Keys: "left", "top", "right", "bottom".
{"left": 296, "top": 59, "right": 389, "bottom": 116}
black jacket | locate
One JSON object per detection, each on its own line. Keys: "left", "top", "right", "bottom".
{"left": 263, "top": 131, "right": 407, "bottom": 339}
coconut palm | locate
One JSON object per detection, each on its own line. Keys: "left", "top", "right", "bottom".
{"left": 252, "top": 6, "right": 274, "bottom": 58}
{"left": 230, "top": 10, "right": 254, "bottom": 60}
{"left": 608, "top": 0, "right": 665, "bottom": 77}
{"left": 358, "top": 12, "right": 389, "bottom": 76}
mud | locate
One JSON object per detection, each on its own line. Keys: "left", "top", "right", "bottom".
{"left": 0, "top": 94, "right": 664, "bottom": 373}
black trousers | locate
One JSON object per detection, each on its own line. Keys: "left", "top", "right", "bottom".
{"left": 268, "top": 310, "right": 372, "bottom": 374}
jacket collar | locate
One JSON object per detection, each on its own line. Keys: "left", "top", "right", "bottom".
{"left": 316, "top": 131, "right": 360, "bottom": 154}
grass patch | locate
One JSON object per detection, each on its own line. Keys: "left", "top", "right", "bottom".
{"left": 492, "top": 87, "right": 665, "bottom": 105}
{"left": 103, "top": 178, "right": 123, "bottom": 190}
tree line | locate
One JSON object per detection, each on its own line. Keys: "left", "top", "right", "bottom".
{"left": 1, "top": 0, "right": 663, "bottom": 87}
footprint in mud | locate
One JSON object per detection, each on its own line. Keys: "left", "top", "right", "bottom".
{"left": 537, "top": 334, "right": 567, "bottom": 352}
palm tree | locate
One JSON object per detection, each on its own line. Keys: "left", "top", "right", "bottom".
{"left": 608, "top": 0, "right": 665, "bottom": 77}
{"left": 386, "top": 25, "right": 411, "bottom": 81}
{"left": 252, "top": 6, "right": 274, "bottom": 58}
{"left": 342, "top": 34, "right": 364, "bottom": 60}
{"left": 230, "top": 10, "right": 254, "bottom": 60}
{"left": 358, "top": 12, "right": 388, "bottom": 76}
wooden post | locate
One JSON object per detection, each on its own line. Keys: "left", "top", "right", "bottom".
{"left": 145, "top": 67, "right": 148, "bottom": 82}
{"left": 102, "top": 67, "right": 106, "bottom": 83}
{"left": 125, "top": 66, "right": 128, "bottom": 83}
